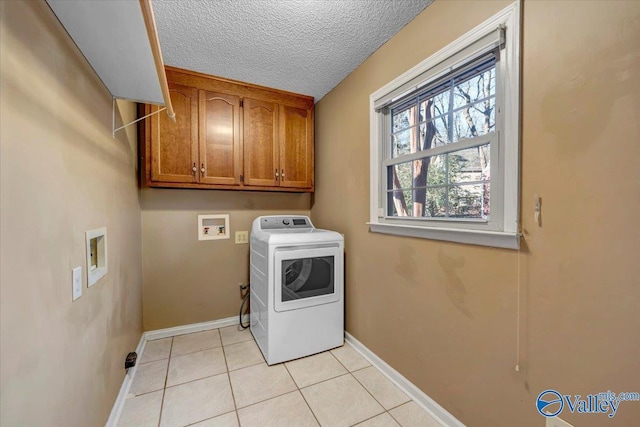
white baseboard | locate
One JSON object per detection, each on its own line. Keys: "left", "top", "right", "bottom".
{"left": 345, "top": 332, "right": 465, "bottom": 427}
{"left": 105, "top": 315, "right": 246, "bottom": 426}
{"left": 143, "top": 315, "right": 246, "bottom": 341}
{"left": 105, "top": 333, "right": 146, "bottom": 427}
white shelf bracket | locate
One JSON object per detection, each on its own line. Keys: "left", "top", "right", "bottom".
{"left": 112, "top": 97, "right": 166, "bottom": 138}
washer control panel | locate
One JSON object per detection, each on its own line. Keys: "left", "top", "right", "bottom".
{"left": 260, "top": 216, "right": 313, "bottom": 230}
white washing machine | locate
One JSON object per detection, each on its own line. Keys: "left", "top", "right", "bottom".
{"left": 250, "top": 215, "right": 344, "bottom": 365}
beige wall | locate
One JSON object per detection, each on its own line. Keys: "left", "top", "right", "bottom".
{"left": 0, "top": 1, "right": 143, "bottom": 426}
{"left": 312, "top": 1, "right": 640, "bottom": 426}
{"left": 141, "top": 189, "right": 310, "bottom": 330}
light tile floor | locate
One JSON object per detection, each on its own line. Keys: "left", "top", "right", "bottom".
{"left": 118, "top": 325, "right": 442, "bottom": 427}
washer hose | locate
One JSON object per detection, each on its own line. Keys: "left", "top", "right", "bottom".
{"left": 239, "top": 284, "right": 250, "bottom": 329}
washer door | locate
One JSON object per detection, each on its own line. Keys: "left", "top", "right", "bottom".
{"left": 274, "top": 245, "right": 342, "bottom": 312}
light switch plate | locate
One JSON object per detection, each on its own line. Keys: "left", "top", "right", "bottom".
{"left": 72, "top": 266, "right": 82, "bottom": 301}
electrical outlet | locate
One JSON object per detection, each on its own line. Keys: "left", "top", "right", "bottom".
{"left": 235, "top": 231, "right": 248, "bottom": 244}
{"left": 72, "top": 266, "right": 82, "bottom": 301}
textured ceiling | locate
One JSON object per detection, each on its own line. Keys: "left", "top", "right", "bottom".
{"left": 153, "top": 0, "right": 434, "bottom": 101}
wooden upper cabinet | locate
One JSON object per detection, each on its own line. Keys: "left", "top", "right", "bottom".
{"left": 150, "top": 83, "right": 198, "bottom": 183}
{"left": 199, "top": 90, "right": 242, "bottom": 185}
{"left": 279, "top": 105, "right": 313, "bottom": 188}
{"left": 243, "top": 98, "right": 279, "bottom": 187}
{"left": 143, "top": 67, "right": 314, "bottom": 192}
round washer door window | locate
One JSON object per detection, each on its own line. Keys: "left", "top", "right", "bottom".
{"left": 281, "top": 256, "right": 334, "bottom": 301}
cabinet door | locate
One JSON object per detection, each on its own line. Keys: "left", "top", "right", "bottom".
{"left": 199, "top": 90, "right": 242, "bottom": 185}
{"left": 243, "top": 98, "right": 279, "bottom": 187}
{"left": 150, "top": 83, "right": 198, "bottom": 183}
{"left": 279, "top": 105, "right": 314, "bottom": 188}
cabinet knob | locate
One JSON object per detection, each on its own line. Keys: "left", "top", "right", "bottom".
{"left": 192, "top": 162, "right": 197, "bottom": 176}
{"left": 281, "top": 169, "right": 285, "bottom": 180}
{"left": 275, "top": 169, "right": 279, "bottom": 179}
{"left": 201, "top": 164, "right": 205, "bottom": 176}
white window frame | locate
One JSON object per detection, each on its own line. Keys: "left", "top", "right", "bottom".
{"left": 368, "top": 2, "right": 520, "bottom": 249}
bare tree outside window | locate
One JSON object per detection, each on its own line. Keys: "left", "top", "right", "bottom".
{"left": 388, "top": 57, "right": 495, "bottom": 220}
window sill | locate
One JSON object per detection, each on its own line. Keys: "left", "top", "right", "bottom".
{"left": 367, "top": 222, "right": 520, "bottom": 249}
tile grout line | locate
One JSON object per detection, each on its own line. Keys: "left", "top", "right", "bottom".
{"left": 283, "top": 362, "right": 322, "bottom": 426}
{"left": 349, "top": 367, "right": 399, "bottom": 412}
{"left": 337, "top": 345, "right": 423, "bottom": 426}
{"left": 156, "top": 336, "right": 174, "bottom": 427}
{"left": 234, "top": 384, "right": 300, "bottom": 412}
{"left": 169, "top": 344, "right": 224, "bottom": 359}
{"left": 139, "top": 337, "right": 173, "bottom": 365}
{"left": 289, "top": 343, "right": 373, "bottom": 392}
{"left": 222, "top": 338, "right": 256, "bottom": 347}
{"left": 349, "top": 411, "right": 393, "bottom": 427}
{"left": 385, "top": 401, "right": 413, "bottom": 413}
{"left": 228, "top": 359, "right": 264, "bottom": 373}
{"left": 327, "top": 347, "right": 389, "bottom": 426}
{"left": 182, "top": 410, "right": 236, "bottom": 427}
{"left": 287, "top": 350, "right": 386, "bottom": 427}
{"left": 164, "top": 346, "right": 228, "bottom": 388}
{"left": 158, "top": 327, "right": 249, "bottom": 426}
{"left": 126, "top": 356, "right": 170, "bottom": 398}
{"left": 161, "top": 329, "right": 228, "bottom": 391}
{"left": 335, "top": 348, "right": 411, "bottom": 425}
{"left": 342, "top": 371, "right": 386, "bottom": 425}
{"left": 349, "top": 364, "right": 373, "bottom": 374}
{"left": 169, "top": 328, "right": 224, "bottom": 359}
{"left": 160, "top": 371, "right": 227, "bottom": 390}
{"left": 155, "top": 339, "right": 255, "bottom": 393}
{"left": 327, "top": 349, "right": 351, "bottom": 371}
{"left": 285, "top": 352, "right": 349, "bottom": 389}
{"left": 220, "top": 329, "right": 297, "bottom": 412}
{"left": 282, "top": 350, "right": 364, "bottom": 392}
{"left": 172, "top": 345, "right": 224, "bottom": 361}
{"left": 159, "top": 327, "right": 252, "bottom": 427}
{"left": 387, "top": 409, "right": 406, "bottom": 426}
{"left": 328, "top": 345, "right": 371, "bottom": 374}
{"left": 228, "top": 345, "right": 319, "bottom": 411}
{"left": 217, "top": 328, "right": 242, "bottom": 427}
{"left": 298, "top": 371, "right": 352, "bottom": 391}
{"left": 225, "top": 338, "right": 266, "bottom": 372}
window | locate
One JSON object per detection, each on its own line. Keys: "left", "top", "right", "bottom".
{"left": 369, "top": 3, "right": 520, "bottom": 249}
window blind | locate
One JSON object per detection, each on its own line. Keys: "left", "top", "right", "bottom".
{"left": 373, "top": 26, "right": 504, "bottom": 111}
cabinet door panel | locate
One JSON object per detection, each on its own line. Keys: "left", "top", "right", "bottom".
{"left": 199, "top": 91, "right": 242, "bottom": 185}
{"left": 279, "top": 105, "right": 313, "bottom": 188}
{"left": 243, "top": 98, "right": 279, "bottom": 187}
{"left": 151, "top": 84, "right": 198, "bottom": 183}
